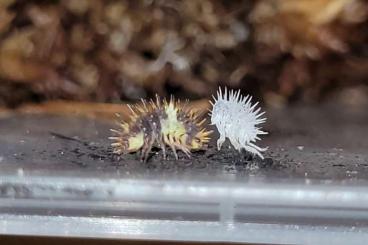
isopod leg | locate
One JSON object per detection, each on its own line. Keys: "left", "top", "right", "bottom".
{"left": 140, "top": 135, "right": 155, "bottom": 162}
{"left": 183, "top": 148, "right": 191, "bottom": 158}
{"left": 229, "top": 138, "right": 241, "bottom": 151}
{"left": 169, "top": 144, "right": 178, "bottom": 160}
{"left": 248, "top": 142, "right": 268, "bottom": 152}
{"left": 159, "top": 136, "right": 166, "bottom": 159}
{"left": 177, "top": 145, "right": 191, "bottom": 158}
{"left": 162, "top": 144, "right": 167, "bottom": 159}
{"left": 243, "top": 145, "right": 264, "bottom": 160}
{"left": 217, "top": 135, "right": 225, "bottom": 150}
{"left": 140, "top": 146, "right": 148, "bottom": 162}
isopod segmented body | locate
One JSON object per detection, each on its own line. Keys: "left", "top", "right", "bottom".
{"left": 110, "top": 96, "right": 212, "bottom": 162}
{"left": 210, "top": 87, "right": 268, "bottom": 159}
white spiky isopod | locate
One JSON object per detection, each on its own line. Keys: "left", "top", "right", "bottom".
{"left": 209, "top": 87, "right": 268, "bottom": 159}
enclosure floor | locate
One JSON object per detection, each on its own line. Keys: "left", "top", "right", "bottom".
{"left": 0, "top": 102, "right": 367, "bottom": 181}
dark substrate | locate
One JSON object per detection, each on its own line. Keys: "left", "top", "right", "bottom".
{"left": 0, "top": 102, "right": 368, "bottom": 181}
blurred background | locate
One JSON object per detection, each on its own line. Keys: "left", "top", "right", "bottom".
{"left": 1, "top": 2, "right": 368, "bottom": 244}
{"left": 0, "top": 0, "right": 368, "bottom": 108}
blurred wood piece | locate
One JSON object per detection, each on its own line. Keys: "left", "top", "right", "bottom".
{"left": 0, "top": 99, "right": 210, "bottom": 121}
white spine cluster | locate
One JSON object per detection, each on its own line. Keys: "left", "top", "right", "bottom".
{"left": 210, "top": 87, "right": 268, "bottom": 159}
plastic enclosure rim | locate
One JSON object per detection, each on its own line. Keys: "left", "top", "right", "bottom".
{"left": 1, "top": 175, "right": 368, "bottom": 245}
